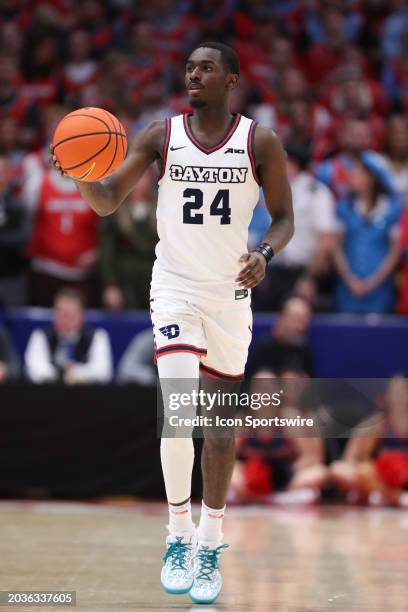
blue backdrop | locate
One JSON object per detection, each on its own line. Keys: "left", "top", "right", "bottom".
{"left": 2, "top": 308, "right": 407, "bottom": 378}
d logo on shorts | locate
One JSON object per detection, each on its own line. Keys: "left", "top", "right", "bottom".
{"left": 159, "top": 324, "right": 180, "bottom": 339}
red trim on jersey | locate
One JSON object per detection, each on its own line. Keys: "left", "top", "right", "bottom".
{"left": 183, "top": 113, "right": 241, "bottom": 154}
{"left": 158, "top": 118, "right": 171, "bottom": 180}
{"left": 199, "top": 363, "right": 244, "bottom": 382}
{"left": 248, "top": 121, "right": 261, "bottom": 185}
{"left": 155, "top": 344, "right": 207, "bottom": 361}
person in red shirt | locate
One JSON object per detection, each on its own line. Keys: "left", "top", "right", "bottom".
{"left": 23, "top": 105, "right": 99, "bottom": 306}
{"left": 26, "top": 166, "right": 99, "bottom": 306}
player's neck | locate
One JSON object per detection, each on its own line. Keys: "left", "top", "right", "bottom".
{"left": 190, "top": 105, "right": 234, "bottom": 133}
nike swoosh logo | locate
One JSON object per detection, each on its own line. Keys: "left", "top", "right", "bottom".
{"left": 170, "top": 145, "right": 186, "bottom": 151}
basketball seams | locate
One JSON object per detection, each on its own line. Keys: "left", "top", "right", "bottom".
{"left": 61, "top": 132, "right": 112, "bottom": 171}
{"left": 53, "top": 108, "right": 127, "bottom": 180}
{"left": 53, "top": 131, "right": 125, "bottom": 150}
{"left": 97, "top": 109, "right": 119, "bottom": 180}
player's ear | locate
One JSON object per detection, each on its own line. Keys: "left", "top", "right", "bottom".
{"left": 227, "top": 74, "right": 238, "bottom": 91}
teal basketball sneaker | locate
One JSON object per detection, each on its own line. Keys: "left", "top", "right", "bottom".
{"left": 161, "top": 532, "right": 197, "bottom": 594}
{"left": 189, "top": 542, "right": 229, "bottom": 604}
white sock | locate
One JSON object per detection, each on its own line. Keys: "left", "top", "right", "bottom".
{"left": 160, "top": 437, "right": 195, "bottom": 504}
{"left": 197, "top": 501, "right": 225, "bottom": 546}
{"left": 158, "top": 352, "right": 199, "bottom": 539}
{"left": 168, "top": 499, "right": 195, "bottom": 537}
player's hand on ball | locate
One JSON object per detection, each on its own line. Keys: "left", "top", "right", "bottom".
{"left": 49, "top": 144, "right": 67, "bottom": 177}
{"left": 236, "top": 252, "right": 266, "bottom": 289}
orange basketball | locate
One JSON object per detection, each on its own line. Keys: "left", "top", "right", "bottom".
{"left": 52, "top": 107, "right": 128, "bottom": 182}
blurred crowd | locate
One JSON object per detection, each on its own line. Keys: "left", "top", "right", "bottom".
{"left": 1, "top": 0, "right": 408, "bottom": 315}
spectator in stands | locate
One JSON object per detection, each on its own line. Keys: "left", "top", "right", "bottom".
{"left": 62, "top": 30, "right": 99, "bottom": 104}
{"left": 304, "top": 7, "right": 350, "bottom": 85}
{"left": 22, "top": 106, "right": 99, "bottom": 307}
{"left": 1, "top": 0, "right": 408, "bottom": 317}
{"left": 333, "top": 152, "right": 401, "bottom": 314}
{"left": 229, "top": 374, "right": 328, "bottom": 505}
{"left": 25, "top": 287, "right": 112, "bottom": 384}
{"left": 378, "top": 115, "right": 408, "bottom": 208}
{"left": 23, "top": 35, "right": 61, "bottom": 103}
{"left": 382, "top": 26, "right": 408, "bottom": 111}
{"left": 116, "top": 327, "right": 156, "bottom": 386}
{"left": 0, "top": 156, "right": 30, "bottom": 307}
{"left": 381, "top": 0, "right": 408, "bottom": 60}
{"left": 247, "top": 297, "right": 314, "bottom": 379}
{"left": 126, "top": 21, "right": 170, "bottom": 96}
{"left": 315, "top": 117, "right": 373, "bottom": 202}
{"left": 253, "top": 144, "right": 337, "bottom": 311}
{"left": 0, "top": 117, "right": 25, "bottom": 193}
{"left": 321, "top": 63, "right": 389, "bottom": 123}
{"left": 0, "top": 324, "right": 20, "bottom": 382}
{"left": 0, "top": 53, "right": 39, "bottom": 150}
{"left": 76, "top": 0, "right": 113, "bottom": 58}
{"left": 283, "top": 100, "right": 333, "bottom": 162}
{"left": 330, "top": 375, "right": 408, "bottom": 508}
{"left": 100, "top": 170, "right": 157, "bottom": 310}
{"left": 0, "top": 21, "right": 23, "bottom": 58}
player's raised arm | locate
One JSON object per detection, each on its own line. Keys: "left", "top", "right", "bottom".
{"left": 236, "top": 127, "right": 294, "bottom": 289}
{"left": 50, "top": 120, "right": 166, "bottom": 217}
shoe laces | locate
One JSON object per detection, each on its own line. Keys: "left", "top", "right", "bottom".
{"left": 163, "top": 536, "right": 191, "bottom": 570}
{"left": 196, "top": 544, "right": 229, "bottom": 581}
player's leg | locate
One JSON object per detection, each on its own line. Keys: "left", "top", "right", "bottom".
{"left": 199, "top": 377, "right": 239, "bottom": 539}
{"left": 159, "top": 353, "right": 198, "bottom": 535}
{"left": 151, "top": 297, "right": 206, "bottom": 594}
{"left": 158, "top": 353, "right": 199, "bottom": 594}
{"left": 189, "top": 302, "right": 252, "bottom": 604}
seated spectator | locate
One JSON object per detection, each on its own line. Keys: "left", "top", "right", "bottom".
{"left": 0, "top": 324, "right": 20, "bottom": 382}
{"left": 20, "top": 31, "right": 62, "bottom": 110}
{"left": 0, "top": 117, "right": 25, "bottom": 193}
{"left": 330, "top": 375, "right": 408, "bottom": 508}
{"left": 381, "top": 0, "right": 408, "bottom": 60}
{"left": 62, "top": 30, "right": 99, "bottom": 104}
{"left": 0, "top": 53, "right": 40, "bottom": 150}
{"left": 253, "top": 144, "right": 337, "bottom": 311}
{"left": 0, "top": 155, "right": 30, "bottom": 307}
{"left": 75, "top": 0, "right": 113, "bottom": 58}
{"left": 283, "top": 100, "right": 333, "bottom": 162}
{"left": 100, "top": 171, "right": 157, "bottom": 310}
{"left": 303, "top": 7, "right": 350, "bottom": 85}
{"left": 321, "top": 64, "right": 389, "bottom": 124}
{"left": 25, "top": 287, "right": 112, "bottom": 384}
{"left": 229, "top": 374, "right": 328, "bottom": 505}
{"left": 246, "top": 297, "right": 314, "bottom": 379}
{"left": 116, "top": 327, "right": 156, "bottom": 386}
{"left": 333, "top": 152, "right": 401, "bottom": 314}
{"left": 378, "top": 115, "right": 408, "bottom": 208}
{"left": 24, "top": 110, "right": 99, "bottom": 306}
{"left": 315, "top": 117, "right": 373, "bottom": 202}
{"left": 382, "top": 26, "right": 408, "bottom": 112}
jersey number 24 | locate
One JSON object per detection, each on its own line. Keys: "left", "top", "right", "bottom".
{"left": 183, "top": 188, "right": 231, "bottom": 225}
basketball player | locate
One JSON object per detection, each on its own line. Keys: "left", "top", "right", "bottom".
{"left": 51, "top": 42, "right": 294, "bottom": 604}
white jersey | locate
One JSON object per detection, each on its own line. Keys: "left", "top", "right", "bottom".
{"left": 151, "top": 113, "right": 260, "bottom": 304}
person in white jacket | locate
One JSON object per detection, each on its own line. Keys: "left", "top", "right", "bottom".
{"left": 25, "top": 287, "right": 112, "bottom": 384}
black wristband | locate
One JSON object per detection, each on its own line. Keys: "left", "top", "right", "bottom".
{"left": 255, "top": 242, "right": 275, "bottom": 264}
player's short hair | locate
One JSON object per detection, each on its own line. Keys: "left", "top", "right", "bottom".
{"left": 193, "top": 41, "right": 240, "bottom": 75}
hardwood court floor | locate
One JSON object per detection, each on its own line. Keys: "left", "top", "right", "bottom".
{"left": 0, "top": 501, "right": 407, "bottom": 612}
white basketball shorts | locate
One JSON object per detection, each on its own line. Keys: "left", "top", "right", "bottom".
{"left": 150, "top": 296, "right": 253, "bottom": 381}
